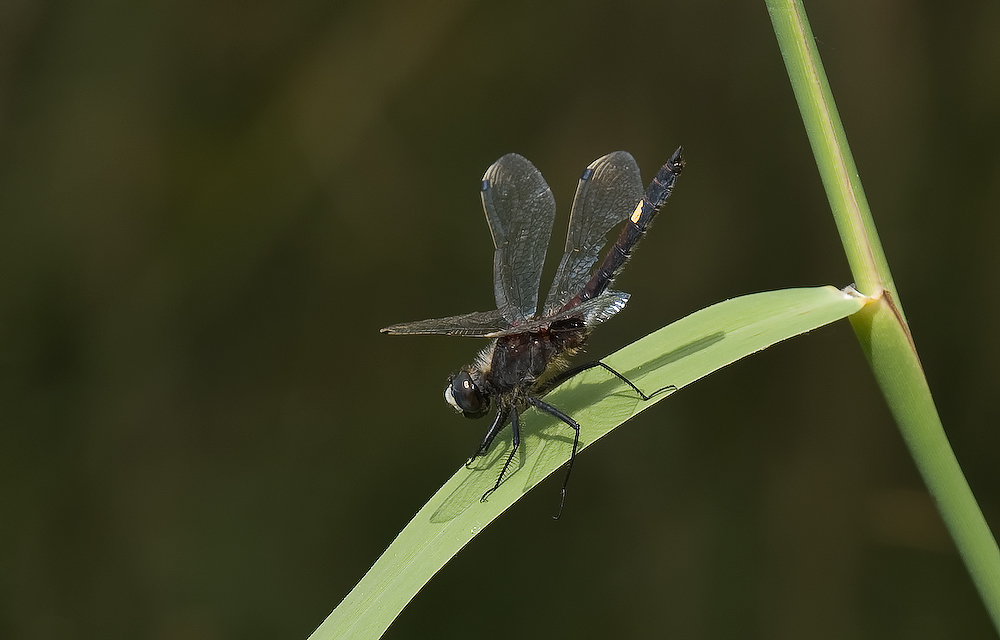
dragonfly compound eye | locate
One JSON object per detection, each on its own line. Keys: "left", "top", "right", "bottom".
{"left": 445, "top": 371, "right": 489, "bottom": 418}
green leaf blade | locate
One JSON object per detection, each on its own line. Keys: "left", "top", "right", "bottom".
{"left": 311, "top": 285, "right": 865, "bottom": 640}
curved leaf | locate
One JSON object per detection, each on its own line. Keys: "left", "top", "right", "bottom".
{"left": 311, "top": 285, "right": 866, "bottom": 640}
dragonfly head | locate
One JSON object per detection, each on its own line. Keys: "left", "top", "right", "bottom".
{"left": 445, "top": 369, "right": 490, "bottom": 419}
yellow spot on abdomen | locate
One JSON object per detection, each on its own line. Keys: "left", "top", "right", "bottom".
{"left": 630, "top": 201, "right": 644, "bottom": 224}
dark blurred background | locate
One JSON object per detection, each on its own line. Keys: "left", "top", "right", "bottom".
{"left": 1, "top": 0, "right": 998, "bottom": 638}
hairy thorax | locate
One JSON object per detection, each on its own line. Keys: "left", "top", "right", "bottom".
{"left": 484, "top": 317, "right": 590, "bottom": 398}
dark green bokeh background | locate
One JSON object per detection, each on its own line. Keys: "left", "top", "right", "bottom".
{"left": 2, "top": 1, "right": 998, "bottom": 638}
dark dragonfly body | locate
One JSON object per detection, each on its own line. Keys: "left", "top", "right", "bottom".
{"left": 381, "top": 147, "right": 684, "bottom": 517}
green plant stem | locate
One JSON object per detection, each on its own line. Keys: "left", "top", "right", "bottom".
{"left": 766, "top": 0, "right": 1000, "bottom": 631}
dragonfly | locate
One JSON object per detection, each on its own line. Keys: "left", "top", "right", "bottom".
{"left": 382, "top": 147, "right": 684, "bottom": 517}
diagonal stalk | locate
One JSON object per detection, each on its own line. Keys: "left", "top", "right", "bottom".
{"left": 765, "top": 0, "right": 1000, "bottom": 631}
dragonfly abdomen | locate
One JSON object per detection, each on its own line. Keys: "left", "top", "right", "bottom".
{"left": 569, "top": 147, "right": 685, "bottom": 306}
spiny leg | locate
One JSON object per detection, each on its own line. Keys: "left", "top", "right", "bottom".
{"left": 537, "top": 360, "right": 676, "bottom": 400}
{"left": 466, "top": 406, "right": 510, "bottom": 467}
{"left": 526, "top": 396, "right": 580, "bottom": 520}
{"left": 481, "top": 408, "right": 520, "bottom": 503}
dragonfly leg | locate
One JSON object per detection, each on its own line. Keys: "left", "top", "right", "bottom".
{"left": 538, "top": 360, "right": 676, "bottom": 400}
{"left": 465, "top": 405, "right": 510, "bottom": 468}
{"left": 526, "top": 396, "right": 580, "bottom": 520}
{"left": 481, "top": 408, "right": 520, "bottom": 503}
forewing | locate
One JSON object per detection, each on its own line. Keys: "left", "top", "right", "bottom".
{"left": 481, "top": 153, "right": 557, "bottom": 323}
{"left": 542, "top": 151, "right": 643, "bottom": 315}
{"left": 380, "top": 309, "right": 511, "bottom": 337}
{"left": 487, "top": 290, "right": 630, "bottom": 337}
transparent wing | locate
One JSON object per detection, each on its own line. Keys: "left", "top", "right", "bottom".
{"left": 481, "top": 153, "right": 557, "bottom": 323}
{"left": 486, "top": 290, "right": 629, "bottom": 337}
{"left": 380, "top": 309, "right": 511, "bottom": 337}
{"left": 542, "top": 151, "right": 644, "bottom": 315}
